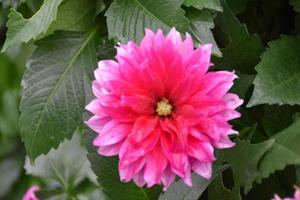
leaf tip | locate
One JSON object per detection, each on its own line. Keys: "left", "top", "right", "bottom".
{"left": 246, "top": 99, "right": 258, "bottom": 108}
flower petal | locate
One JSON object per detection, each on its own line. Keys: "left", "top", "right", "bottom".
{"left": 97, "top": 142, "right": 123, "bottom": 156}
{"left": 93, "top": 120, "right": 130, "bottom": 147}
{"left": 144, "top": 145, "right": 167, "bottom": 187}
{"left": 191, "top": 160, "right": 212, "bottom": 179}
{"left": 119, "top": 158, "right": 145, "bottom": 182}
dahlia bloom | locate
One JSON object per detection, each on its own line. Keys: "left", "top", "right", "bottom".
{"left": 22, "top": 185, "right": 39, "bottom": 200}
{"left": 272, "top": 187, "right": 300, "bottom": 200}
{"left": 86, "top": 28, "right": 243, "bottom": 189}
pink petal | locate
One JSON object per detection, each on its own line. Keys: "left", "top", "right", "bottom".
{"left": 140, "top": 28, "right": 156, "bottom": 49}
{"left": 119, "top": 129, "right": 160, "bottom": 167}
{"left": 223, "top": 93, "right": 244, "bottom": 109}
{"left": 200, "top": 71, "right": 237, "bottom": 98}
{"left": 85, "top": 115, "right": 110, "bottom": 133}
{"left": 168, "top": 152, "right": 189, "bottom": 178}
{"left": 133, "top": 168, "right": 146, "bottom": 187}
{"left": 183, "top": 44, "right": 212, "bottom": 75}
{"left": 85, "top": 99, "right": 103, "bottom": 115}
{"left": 144, "top": 145, "right": 167, "bottom": 187}
{"left": 97, "top": 142, "right": 123, "bottom": 156}
{"left": 179, "top": 33, "right": 194, "bottom": 54}
{"left": 191, "top": 160, "right": 212, "bottom": 179}
{"left": 127, "top": 116, "right": 158, "bottom": 143}
{"left": 166, "top": 27, "right": 182, "bottom": 47}
{"left": 272, "top": 194, "right": 282, "bottom": 200}
{"left": 183, "top": 163, "right": 192, "bottom": 187}
{"left": 22, "top": 185, "right": 39, "bottom": 200}
{"left": 95, "top": 60, "right": 119, "bottom": 82}
{"left": 93, "top": 120, "right": 130, "bottom": 146}
{"left": 187, "top": 136, "right": 215, "bottom": 162}
{"left": 119, "top": 158, "right": 145, "bottom": 182}
{"left": 161, "top": 165, "right": 176, "bottom": 190}
{"left": 120, "top": 95, "right": 155, "bottom": 115}
{"left": 213, "top": 134, "right": 236, "bottom": 148}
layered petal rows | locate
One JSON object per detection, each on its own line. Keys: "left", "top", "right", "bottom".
{"left": 86, "top": 28, "right": 243, "bottom": 189}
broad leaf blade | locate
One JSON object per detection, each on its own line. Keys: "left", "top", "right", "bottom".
{"left": 262, "top": 105, "right": 299, "bottom": 137}
{"left": 96, "top": 38, "right": 116, "bottom": 60}
{"left": 105, "top": 0, "right": 190, "bottom": 43}
{"left": 214, "top": 0, "right": 264, "bottom": 73}
{"left": 77, "top": 186, "right": 108, "bottom": 200}
{"left": 185, "top": 8, "right": 222, "bottom": 56}
{"left": 226, "top": 0, "right": 248, "bottom": 14}
{"left": 208, "top": 175, "right": 241, "bottom": 200}
{"left": 184, "top": 0, "right": 222, "bottom": 12}
{"left": 257, "top": 119, "right": 300, "bottom": 184}
{"left": 222, "top": 139, "right": 275, "bottom": 193}
{"left": 48, "top": 0, "right": 103, "bottom": 33}
{"left": 223, "top": 119, "right": 300, "bottom": 194}
{"left": 2, "top": 0, "right": 64, "bottom": 51}
{"left": 0, "top": 156, "right": 22, "bottom": 198}
{"left": 24, "top": 132, "right": 96, "bottom": 189}
{"left": 230, "top": 73, "right": 255, "bottom": 99}
{"left": 84, "top": 129, "right": 161, "bottom": 200}
{"left": 19, "top": 30, "right": 98, "bottom": 160}
{"left": 290, "top": 0, "right": 300, "bottom": 13}
{"left": 158, "top": 165, "right": 227, "bottom": 200}
{"left": 1, "top": 0, "right": 23, "bottom": 8}
{"left": 248, "top": 36, "right": 300, "bottom": 107}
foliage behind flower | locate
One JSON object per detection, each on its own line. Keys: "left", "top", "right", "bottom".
{"left": 85, "top": 28, "right": 243, "bottom": 189}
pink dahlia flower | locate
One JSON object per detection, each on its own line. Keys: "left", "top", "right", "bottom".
{"left": 272, "top": 187, "right": 300, "bottom": 200}
{"left": 22, "top": 185, "right": 39, "bottom": 200}
{"left": 86, "top": 28, "right": 243, "bottom": 189}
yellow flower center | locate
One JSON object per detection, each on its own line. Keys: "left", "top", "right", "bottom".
{"left": 156, "top": 98, "right": 172, "bottom": 116}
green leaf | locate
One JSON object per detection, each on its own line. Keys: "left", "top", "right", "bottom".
{"left": 77, "top": 187, "right": 108, "bottom": 200}
{"left": 214, "top": 0, "right": 264, "bottom": 73}
{"left": 230, "top": 73, "right": 255, "bottom": 99}
{"left": 223, "top": 119, "right": 300, "bottom": 194}
{"left": 296, "top": 166, "right": 300, "bottom": 185}
{"left": 35, "top": 190, "right": 65, "bottom": 200}
{"left": 226, "top": 0, "right": 248, "bottom": 14}
{"left": 290, "top": 0, "right": 300, "bottom": 13}
{"left": 2, "top": 0, "right": 64, "bottom": 51}
{"left": 262, "top": 105, "right": 299, "bottom": 137}
{"left": 105, "top": 0, "right": 190, "bottom": 43}
{"left": 158, "top": 165, "right": 227, "bottom": 200}
{"left": 25, "top": 132, "right": 96, "bottom": 189}
{"left": 185, "top": 8, "right": 221, "bottom": 56}
{"left": 35, "top": 184, "right": 107, "bottom": 200}
{"left": 257, "top": 119, "right": 300, "bottom": 185}
{"left": 208, "top": 174, "right": 241, "bottom": 200}
{"left": 84, "top": 129, "right": 161, "bottom": 200}
{"left": 0, "top": 90, "right": 19, "bottom": 137}
{"left": 1, "top": 0, "right": 23, "bottom": 8}
{"left": 221, "top": 139, "right": 275, "bottom": 193}
{"left": 96, "top": 38, "right": 116, "bottom": 60}
{"left": 0, "top": 50, "right": 20, "bottom": 92}
{"left": 184, "top": 0, "right": 222, "bottom": 12}
{"left": 0, "top": 156, "right": 22, "bottom": 198}
{"left": 248, "top": 36, "right": 300, "bottom": 107}
{"left": 19, "top": 29, "right": 98, "bottom": 160}
{"left": 47, "top": 0, "right": 103, "bottom": 33}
